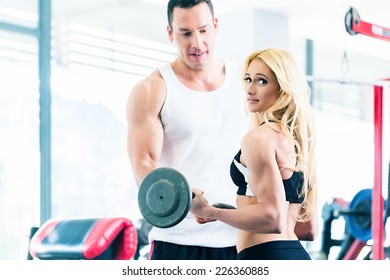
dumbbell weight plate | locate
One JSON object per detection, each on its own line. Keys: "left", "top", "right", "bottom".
{"left": 138, "top": 167, "right": 191, "bottom": 228}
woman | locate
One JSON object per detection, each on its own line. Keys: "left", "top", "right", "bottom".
{"left": 191, "top": 48, "right": 319, "bottom": 260}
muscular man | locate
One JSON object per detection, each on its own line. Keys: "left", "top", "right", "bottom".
{"left": 126, "top": 0, "right": 247, "bottom": 260}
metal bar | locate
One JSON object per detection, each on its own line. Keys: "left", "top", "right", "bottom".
{"left": 345, "top": 7, "right": 390, "bottom": 42}
{"left": 355, "top": 20, "right": 390, "bottom": 42}
{"left": 342, "top": 239, "right": 366, "bottom": 259}
{"left": 0, "top": 21, "right": 37, "bottom": 36}
{"left": 305, "top": 39, "right": 314, "bottom": 104}
{"left": 372, "top": 85, "right": 384, "bottom": 260}
{"left": 306, "top": 75, "right": 390, "bottom": 87}
{"left": 38, "top": 0, "right": 52, "bottom": 224}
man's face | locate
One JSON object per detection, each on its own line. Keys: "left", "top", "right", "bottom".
{"left": 167, "top": 2, "right": 218, "bottom": 70}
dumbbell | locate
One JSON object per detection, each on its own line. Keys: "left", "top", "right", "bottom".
{"left": 138, "top": 167, "right": 235, "bottom": 228}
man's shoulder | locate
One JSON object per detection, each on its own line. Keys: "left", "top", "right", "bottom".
{"left": 132, "top": 69, "right": 166, "bottom": 95}
{"left": 141, "top": 68, "right": 164, "bottom": 84}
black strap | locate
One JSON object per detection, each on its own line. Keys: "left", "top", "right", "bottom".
{"left": 260, "top": 119, "right": 277, "bottom": 126}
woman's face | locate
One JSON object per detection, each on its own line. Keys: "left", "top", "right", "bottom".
{"left": 244, "top": 58, "right": 280, "bottom": 113}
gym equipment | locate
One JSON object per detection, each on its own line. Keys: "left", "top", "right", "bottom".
{"left": 345, "top": 189, "right": 386, "bottom": 242}
{"left": 320, "top": 183, "right": 389, "bottom": 259}
{"left": 139, "top": 167, "right": 191, "bottom": 228}
{"left": 29, "top": 217, "right": 137, "bottom": 260}
{"left": 138, "top": 167, "right": 235, "bottom": 228}
{"left": 134, "top": 219, "right": 153, "bottom": 260}
{"left": 345, "top": 7, "right": 390, "bottom": 42}
{"left": 320, "top": 197, "right": 349, "bottom": 259}
{"left": 345, "top": 6, "right": 390, "bottom": 259}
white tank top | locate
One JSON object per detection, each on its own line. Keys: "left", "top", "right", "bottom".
{"left": 148, "top": 60, "right": 248, "bottom": 247}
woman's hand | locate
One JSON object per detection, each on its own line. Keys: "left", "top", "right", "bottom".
{"left": 190, "top": 188, "right": 216, "bottom": 224}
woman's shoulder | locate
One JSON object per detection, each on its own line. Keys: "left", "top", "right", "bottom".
{"left": 244, "top": 122, "right": 280, "bottom": 142}
{"left": 243, "top": 122, "right": 290, "bottom": 158}
{"left": 242, "top": 126, "right": 276, "bottom": 159}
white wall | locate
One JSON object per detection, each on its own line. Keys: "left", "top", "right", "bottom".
{"left": 216, "top": 9, "right": 290, "bottom": 66}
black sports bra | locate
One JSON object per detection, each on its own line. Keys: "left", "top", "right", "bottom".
{"left": 230, "top": 150, "right": 305, "bottom": 204}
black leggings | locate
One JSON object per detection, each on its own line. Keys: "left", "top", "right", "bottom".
{"left": 149, "top": 240, "right": 237, "bottom": 260}
{"left": 237, "top": 240, "right": 311, "bottom": 260}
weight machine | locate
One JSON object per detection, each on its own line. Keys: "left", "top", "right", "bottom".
{"left": 320, "top": 7, "right": 390, "bottom": 260}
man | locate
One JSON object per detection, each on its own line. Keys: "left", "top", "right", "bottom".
{"left": 126, "top": 0, "right": 247, "bottom": 260}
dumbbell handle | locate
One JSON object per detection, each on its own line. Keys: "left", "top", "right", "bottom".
{"left": 191, "top": 192, "right": 236, "bottom": 209}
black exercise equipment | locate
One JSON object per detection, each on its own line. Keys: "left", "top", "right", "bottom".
{"left": 320, "top": 197, "right": 349, "bottom": 259}
{"left": 138, "top": 167, "right": 235, "bottom": 228}
{"left": 133, "top": 219, "right": 153, "bottom": 260}
{"left": 26, "top": 227, "right": 39, "bottom": 260}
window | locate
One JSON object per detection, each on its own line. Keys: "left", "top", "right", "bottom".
{"left": 0, "top": 30, "right": 39, "bottom": 260}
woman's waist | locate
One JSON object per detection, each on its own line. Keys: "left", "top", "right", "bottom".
{"left": 237, "top": 231, "right": 298, "bottom": 253}
{"left": 235, "top": 195, "right": 299, "bottom": 252}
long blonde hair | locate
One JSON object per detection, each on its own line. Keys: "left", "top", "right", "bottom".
{"left": 242, "top": 48, "right": 318, "bottom": 222}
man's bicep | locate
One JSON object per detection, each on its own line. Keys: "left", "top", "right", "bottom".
{"left": 127, "top": 112, "right": 164, "bottom": 185}
{"left": 127, "top": 74, "right": 167, "bottom": 185}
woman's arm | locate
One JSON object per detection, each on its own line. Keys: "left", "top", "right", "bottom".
{"left": 191, "top": 129, "right": 287, "bottom": 234}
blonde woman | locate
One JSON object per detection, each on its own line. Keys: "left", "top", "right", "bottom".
{"left": 191, "top": 48, "right": 319, "bottom": 260}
